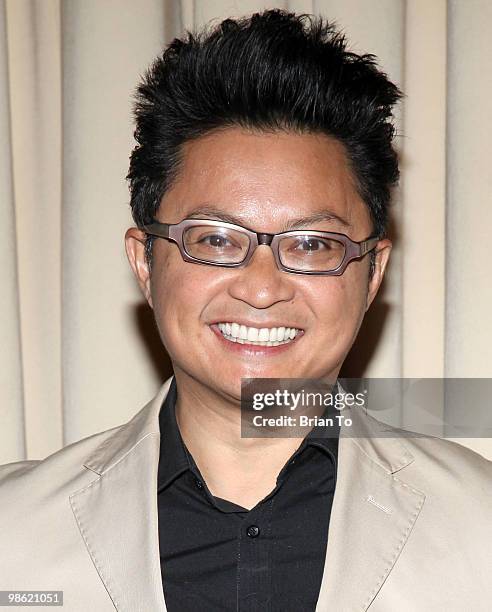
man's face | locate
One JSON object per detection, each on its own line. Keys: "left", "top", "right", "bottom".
{"left": 126, "top": 128, "right": 391, "bottom": 402}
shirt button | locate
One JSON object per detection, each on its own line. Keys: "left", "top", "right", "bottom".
{"left": 246, "top": 525, "right": 260, "bottom": 538}
{"left": 195, "top": 478, "right": 203, "bottom": 489}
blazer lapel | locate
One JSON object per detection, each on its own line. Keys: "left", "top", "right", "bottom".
{"left": 315, "top": 403, "right": 426, "bottom": 611}
{"left": 69, "top": 377, "right": 174, "bottom": 612}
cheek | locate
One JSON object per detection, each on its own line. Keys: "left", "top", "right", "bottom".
{"left": 307, "top": 264, "right": 368, "bottom": 334}
{"left": 149, "top": 249, "right": 216, "bottom": 353}
{"left": 149, "top": 251, "right": 196, "bottom": 343}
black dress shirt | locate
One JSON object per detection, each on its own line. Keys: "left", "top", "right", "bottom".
{"left": 157, "top": 377, "right": 339, "bottom": 611}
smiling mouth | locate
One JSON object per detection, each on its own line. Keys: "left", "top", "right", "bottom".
{"left": 214, "top": 322, "right": 303, "bottom": 347}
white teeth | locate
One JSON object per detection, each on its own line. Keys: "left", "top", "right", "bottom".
{"left": 247, "top": 327, "right": 258, "bottom": 341}
{"left": 258, "top": 328, "right": 270, "bottom": 341}
{"left": 215, "top": 322, "right": 302, "bottom": 346}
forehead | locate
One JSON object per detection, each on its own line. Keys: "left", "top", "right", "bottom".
{"left": 160, "top": 127, "right": 372, "bottom": 234}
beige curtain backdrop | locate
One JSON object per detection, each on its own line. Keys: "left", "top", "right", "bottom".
{"left": 1, "top": 0, "right": 491, "bottom": 463}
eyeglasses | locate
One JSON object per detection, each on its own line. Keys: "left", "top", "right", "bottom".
{"left": 141, "top": 218, "right": 379, "bottom": 276}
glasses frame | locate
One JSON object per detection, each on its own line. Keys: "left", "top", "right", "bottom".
{"left": 141, "top": 218, "right": 380, "bottom": 276}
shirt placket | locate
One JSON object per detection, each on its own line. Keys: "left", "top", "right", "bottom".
{"left": 236, "top": 497, "right": 274, "bottom": 612}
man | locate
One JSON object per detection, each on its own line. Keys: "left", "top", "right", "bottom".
{"left": 0, "top": 9, "right": 490, "bottom": 612}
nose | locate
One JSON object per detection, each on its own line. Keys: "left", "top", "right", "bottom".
{"left": 227, "top": 244, "right": 296, "bottom": 308}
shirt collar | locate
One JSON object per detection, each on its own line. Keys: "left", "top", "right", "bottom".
{"left": 280, "top": 401, "right": 340, "bottom": 473}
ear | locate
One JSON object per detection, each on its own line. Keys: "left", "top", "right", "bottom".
{"left": 125, "top": 227, "right": 153, "bottom": 308}
{"left": 365, "top": 239, "right": 392, "bottom": 312}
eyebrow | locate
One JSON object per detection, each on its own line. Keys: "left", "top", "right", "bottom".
{"left": 186, "top": 205, "right": 351, "bottom": 231}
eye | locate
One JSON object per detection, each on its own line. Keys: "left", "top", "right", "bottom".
{"left": 196, "top": 233, "right": 240, "bottom": 249}
{"left": 200, "top": 234, "right": 230, "bottom": 248}
{"left": 184, "top": 225, "right": 250, "bottom": 259}
{"left": 294, "top": 237, "right": 331, "bottom": 252}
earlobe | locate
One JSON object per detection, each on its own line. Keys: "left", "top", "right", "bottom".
{"left": 124, "top": 228, "right": 153, "bottom": 308}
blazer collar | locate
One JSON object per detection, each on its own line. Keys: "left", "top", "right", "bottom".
{"left": 70, "top": 376, "right": 424, "bottom": 612}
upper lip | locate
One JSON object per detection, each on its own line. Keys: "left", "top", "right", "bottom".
{"left": 210, "top": 319, "right": 304, "bottom": 330}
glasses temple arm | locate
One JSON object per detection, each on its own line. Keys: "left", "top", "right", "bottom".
{"left": 359, "top": 237, "right": 380, "bottom": 256}
{"left": 141, "top": 222, "right": 171, "bottom": 238}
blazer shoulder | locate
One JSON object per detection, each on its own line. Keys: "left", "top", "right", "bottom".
{"left": 383, "top": 423, "right": 492, "bottom": 500}
{"left": 407, "top": 433, "right": 491, "bottom": 477}
{"left": 366, "top": 410, "right": 491, "bottom": 470}
{"left": 0, "top": 382, "right": 168, "bottom": 494}
{"left": 0, "top": 424, "right": 121, "bottom": 490}
{"left": 0, "top": 459, "right": 41, "bottom": 482}
{"left": 390, "top": 422, "right": 490, "bottom": 463}
{"left": 360, "top": 409, "right": 492, "bottom": 497}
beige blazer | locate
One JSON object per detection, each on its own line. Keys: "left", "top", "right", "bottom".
{"left": 1, "top": 375, "right": 491, "bottom": 611}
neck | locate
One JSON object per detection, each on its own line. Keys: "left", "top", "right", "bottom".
{"left": 172, "top": 368, "right": 312, "bottom": 510}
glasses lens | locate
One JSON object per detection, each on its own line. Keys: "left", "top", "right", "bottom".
{"left": 279, "top": 234, "right": 346, "bottom": 272}
{"left": 183, "top": 225, "right": 250, "bottom": 264}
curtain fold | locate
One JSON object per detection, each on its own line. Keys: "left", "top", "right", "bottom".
{"left": 1, "top": 0, "right": 491, "bottom": 462}
{"left": 0, "top": 0, "right": 25, "bottom": 463}
{"left": 61, "top": 0, "right": 169, "bottom": 445}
